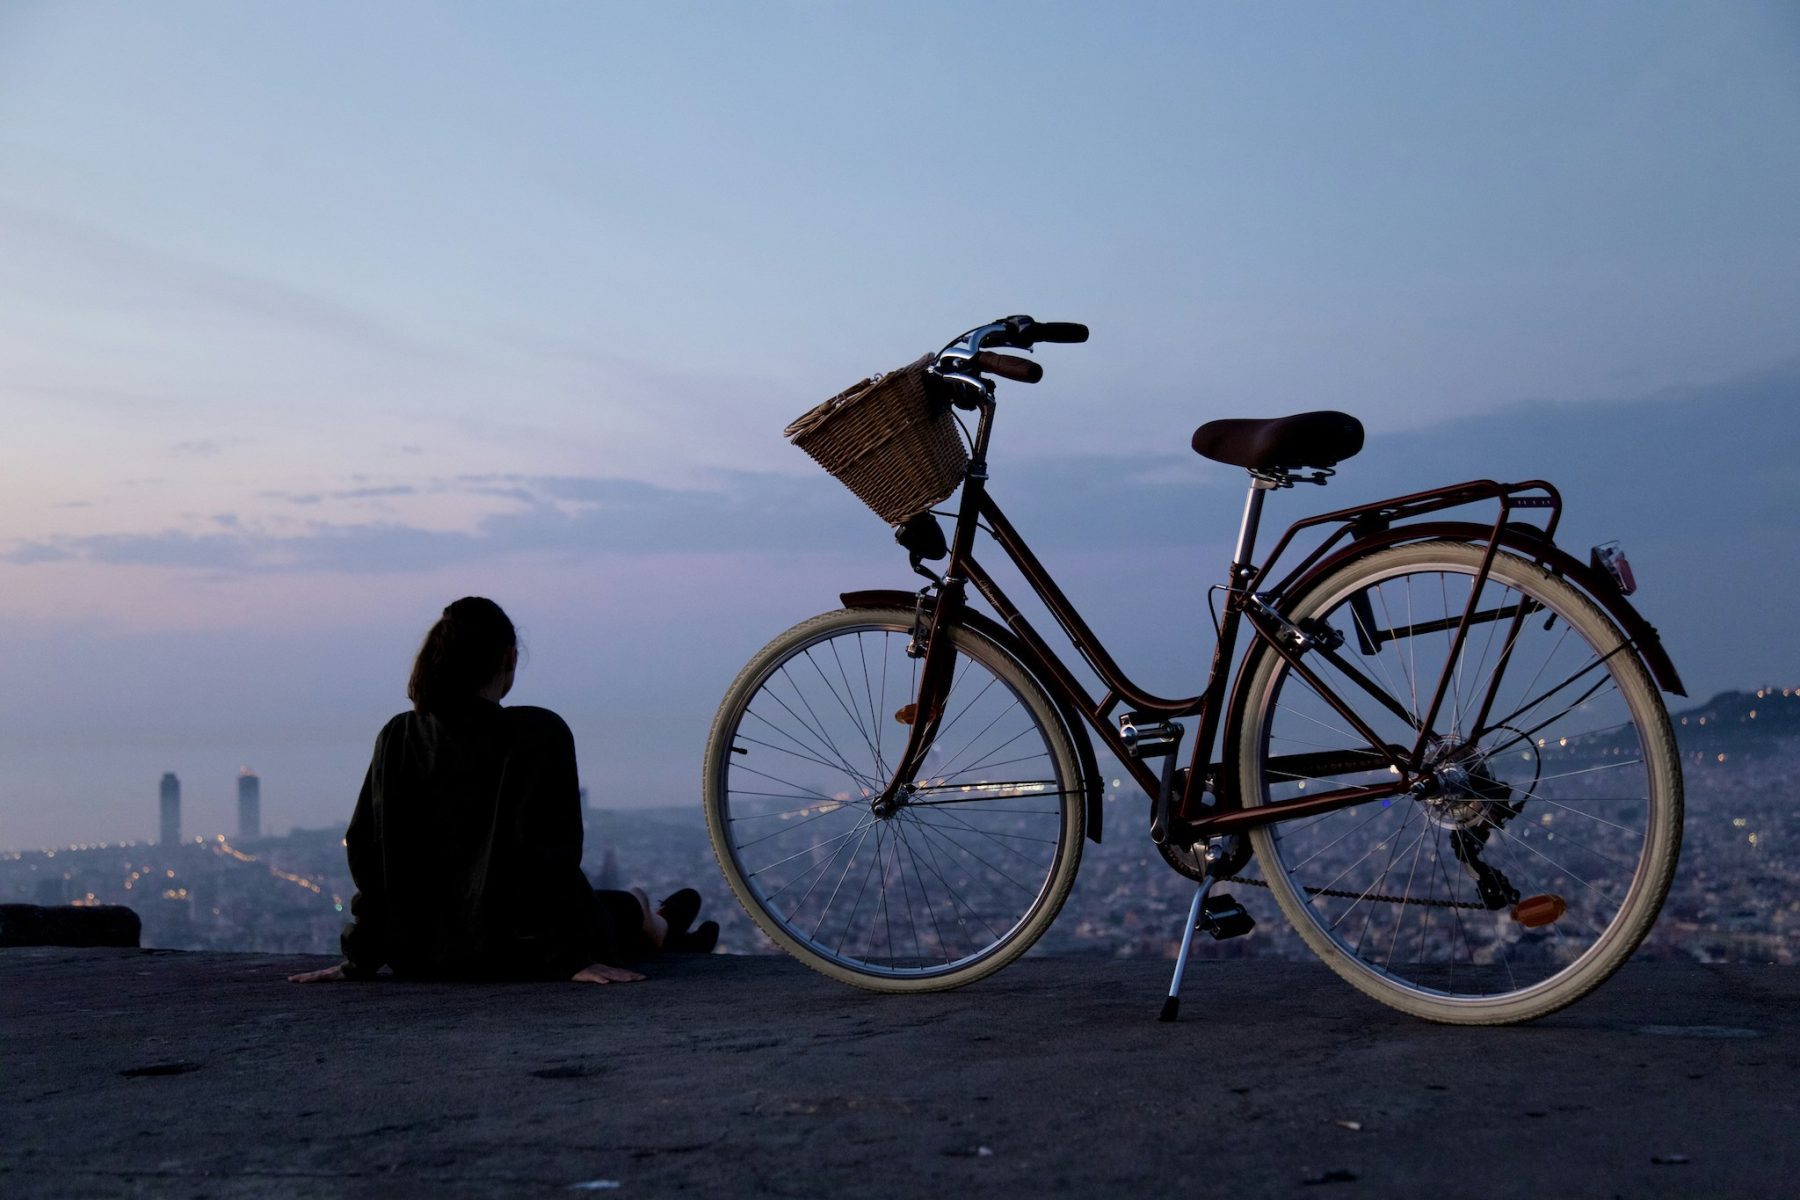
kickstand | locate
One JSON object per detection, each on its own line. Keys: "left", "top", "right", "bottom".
{"left": 1159, "top": 875, "right": 1216, "bottom": 1023}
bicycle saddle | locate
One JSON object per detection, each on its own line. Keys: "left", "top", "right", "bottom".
{"left": 1191, "top": 410, "right": 1364, "bottom": 471}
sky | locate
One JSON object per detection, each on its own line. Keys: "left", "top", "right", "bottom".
{"left": 1, "top": 2, "right": 1797, "bottom": 850}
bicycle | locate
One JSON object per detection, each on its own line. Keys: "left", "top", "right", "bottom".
{"left": 703, "top": 315, "right": 1684, "bottom": 1025}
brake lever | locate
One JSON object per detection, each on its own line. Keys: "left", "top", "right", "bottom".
{"left": 928, "top": 365, "right": 991, "bottom": 410}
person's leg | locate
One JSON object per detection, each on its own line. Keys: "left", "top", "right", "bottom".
{"left": 594, "top": 886, "right": 715, "bottom": 958}
{"left": 657, "top": 888, "right": 702, "bottom": 937}
{"left": 628, "top": 887, "right": 669, "bottom": 950}
{"left": 592, "top": 889, "right": 658, "bottom": 962}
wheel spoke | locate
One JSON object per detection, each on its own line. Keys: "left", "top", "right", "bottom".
{"left": 773, "top": 664, "right": 883, "bottom": 791}
{"left": 898, "top": 810, "right": 1010, "bottom": 949}
{"left": 735, "top": 725, "right": 874, "bottom": 787}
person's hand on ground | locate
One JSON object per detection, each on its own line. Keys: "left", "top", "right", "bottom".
{"left": 288, "top": 963, "right": 350, "bottom": 983}
{"left": 572, "top": 963, "right": 646, "bottom": 984}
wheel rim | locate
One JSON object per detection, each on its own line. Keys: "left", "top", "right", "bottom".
{"left": 716, "top": 620, "right": 1075, "bottom": 979}
{"left": 1247, "top": 554, "right": 1671, "bottom": 1009}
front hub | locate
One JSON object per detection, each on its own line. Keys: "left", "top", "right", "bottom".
{"left": 870, "top": 783, "right": 913, "bottom": 819}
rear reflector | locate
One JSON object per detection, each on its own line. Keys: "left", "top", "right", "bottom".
{"left": 1512, "top": 894, "right": 1568, "bottom": 928}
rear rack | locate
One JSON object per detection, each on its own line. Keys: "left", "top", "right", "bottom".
{"left": 1247, "top": 478, "right": 1563, "bottom": 599}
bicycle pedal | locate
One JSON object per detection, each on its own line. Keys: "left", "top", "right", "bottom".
{"left": 1120, "top": 712, "right": 1182, "bottom": 758}
{"left": 1198, "top": 893, "right": 1255, "bottom": 941}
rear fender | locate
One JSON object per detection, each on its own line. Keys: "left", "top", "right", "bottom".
{"left": 1216, "top": 521, "right": 1684, "bottom": 810}
{"left": 1274, "top": 521, "right": 1685, "bottom": 696}
{"left": 839, "top": 589, "right": 1105, "bottom": 843}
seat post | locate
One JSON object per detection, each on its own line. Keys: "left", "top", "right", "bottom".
{"left": 1231, "top": 473, "right": 1279, "bottom": 578}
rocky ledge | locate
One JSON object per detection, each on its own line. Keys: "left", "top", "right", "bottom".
{"left": 3, "top": 950, "right": 1794, "bottom": 1198}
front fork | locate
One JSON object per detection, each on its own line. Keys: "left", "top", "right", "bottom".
{"left": 871, "top": 575, "right": 967, "bottom": 815}
{"left": 875, "top": 394, "right": 996, "bottom": 815}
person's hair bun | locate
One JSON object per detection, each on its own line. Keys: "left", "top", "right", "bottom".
{"left": 409, "top": 597, "right": 517, "bottom": 712}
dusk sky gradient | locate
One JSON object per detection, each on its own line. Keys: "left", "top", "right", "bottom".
{"left": 2, "top": 2, "right": 1797, "bottom": 849}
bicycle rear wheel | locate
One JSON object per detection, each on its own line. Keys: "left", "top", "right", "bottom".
{"left": 1235, "top": 541, "right": 1682, "bottom": 1024}
{"left": 703, "top": 606, "right": 1084, "bottom": 992}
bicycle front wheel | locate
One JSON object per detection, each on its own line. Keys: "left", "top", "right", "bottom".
{"left": 703, "top": 606, "right": 1084, "bottom": 992}
{"left": 1235, "top": 540, "right": 1682, "bottom": 1024}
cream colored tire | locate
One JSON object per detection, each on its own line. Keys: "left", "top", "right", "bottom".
{"left": 704, "top": 607, "right": 1084, "bottom": 992}
{"left": 1236, "top": 541, "right": 1682, "bottom": 1024}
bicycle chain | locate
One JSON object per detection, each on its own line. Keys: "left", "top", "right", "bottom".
{"left": 1223, "top": 875, "right": 1488, "bottom": 910}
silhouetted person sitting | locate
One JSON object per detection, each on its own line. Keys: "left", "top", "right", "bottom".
{"left": 289, "top": 597, "right": 714, "bottom": 986}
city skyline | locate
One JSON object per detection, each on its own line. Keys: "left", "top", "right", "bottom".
{"left": 5, "top": 681, "right": 1796, "bottom": 855}
{"left": 8, "top": 766, "right": 268, "bottom": 856}
{"left": 5, "top": 692, "right": 1792, "bottom": 966}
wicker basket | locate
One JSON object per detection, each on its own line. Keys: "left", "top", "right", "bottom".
{"left": 785, "top": 354, "right": 969, "bottom": 525}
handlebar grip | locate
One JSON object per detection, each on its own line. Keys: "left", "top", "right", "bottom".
{"left": 1028, "top": 322, "right": 1088, "bottom": 344}
{"left": 973, "top": 351, "right": 1043, "bottom": 383}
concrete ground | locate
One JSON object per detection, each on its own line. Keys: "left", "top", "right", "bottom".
{"left": 3, "top": 948, "right": 1795, "bottom": 1199}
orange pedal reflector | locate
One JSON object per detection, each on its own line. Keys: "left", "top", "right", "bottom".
{"left": 894, "top": 703, "right": 942, "bottom": 725}
{"left": 1512, "top": 894, "right": 1567, "bottom": 928}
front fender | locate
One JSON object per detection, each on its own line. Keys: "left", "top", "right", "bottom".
{"left": 839, "top": 589, "right": 1105, "bottom": 843}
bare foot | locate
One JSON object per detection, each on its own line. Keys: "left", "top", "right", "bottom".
{"left": 630, "top": 886, "right": 668, "bottom": 950}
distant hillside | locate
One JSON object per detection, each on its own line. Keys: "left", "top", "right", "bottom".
{"left": 1671, "top": 686, "right": 1800, "bottom": 758}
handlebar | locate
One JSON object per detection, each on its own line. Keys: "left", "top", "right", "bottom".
{"left": 1024, "top": 321, "right": 1088, "bottom": 345}
{"left": 965, "top": 314, "right": 1089, "bottom": 351}
{"left": 930, "top": 314, "right": 1086, "bottom": 399}
{"left": 972, "top": 351, "right": 1043, "bottom": 383}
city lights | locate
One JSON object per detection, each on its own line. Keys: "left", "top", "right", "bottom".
{"left": 2, "top": 685, "right": 1796, "bottom": 964}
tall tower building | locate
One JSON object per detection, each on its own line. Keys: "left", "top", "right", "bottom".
{"left": 237, "top": 768, "right": 261, "bottom": 841}
{"left": 159, "top": 772, "right": 181, "bottom": 846}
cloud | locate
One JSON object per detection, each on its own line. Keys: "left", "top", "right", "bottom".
{"left": 1364, "top": 358, "right": 1800, "bottom": 541}
{"left": 169, "top": 439, "right": 231, "bottom": 458}
{"left": 1, "top": 472, "right": 844, "bottom": 574}
{"left": 333, "top": 485, "right": 417, "bottom": 500}
{"left": 260, "top": 484, "right": 419, "bottom": 506}
{"left": 3, "top": 523, "right": 476, "bottom": 574}
{"left": 5, "top": 530, "right": 256, "bottom": 571}
{"left": 0, "top": 457, "right": 1262, "bottom": 577}
{"left": 3, "top": 542, "right": 74, "bottom": 565}
{"left": 6, "top": 363, "right": 1796, "bottom": 581}
{"left": 462, "top": 485, "right": 540, "bottom": 505}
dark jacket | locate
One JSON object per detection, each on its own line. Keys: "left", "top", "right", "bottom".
{"left": 340, "top": 701, "right": 607, "bottom": 979}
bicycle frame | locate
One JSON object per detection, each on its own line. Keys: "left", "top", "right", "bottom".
{"left": 875, "top": 391, "right": 1677, "bottom": 845}
{"left": 721, "top": 317, "right": 1686, "bottom": 1020}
